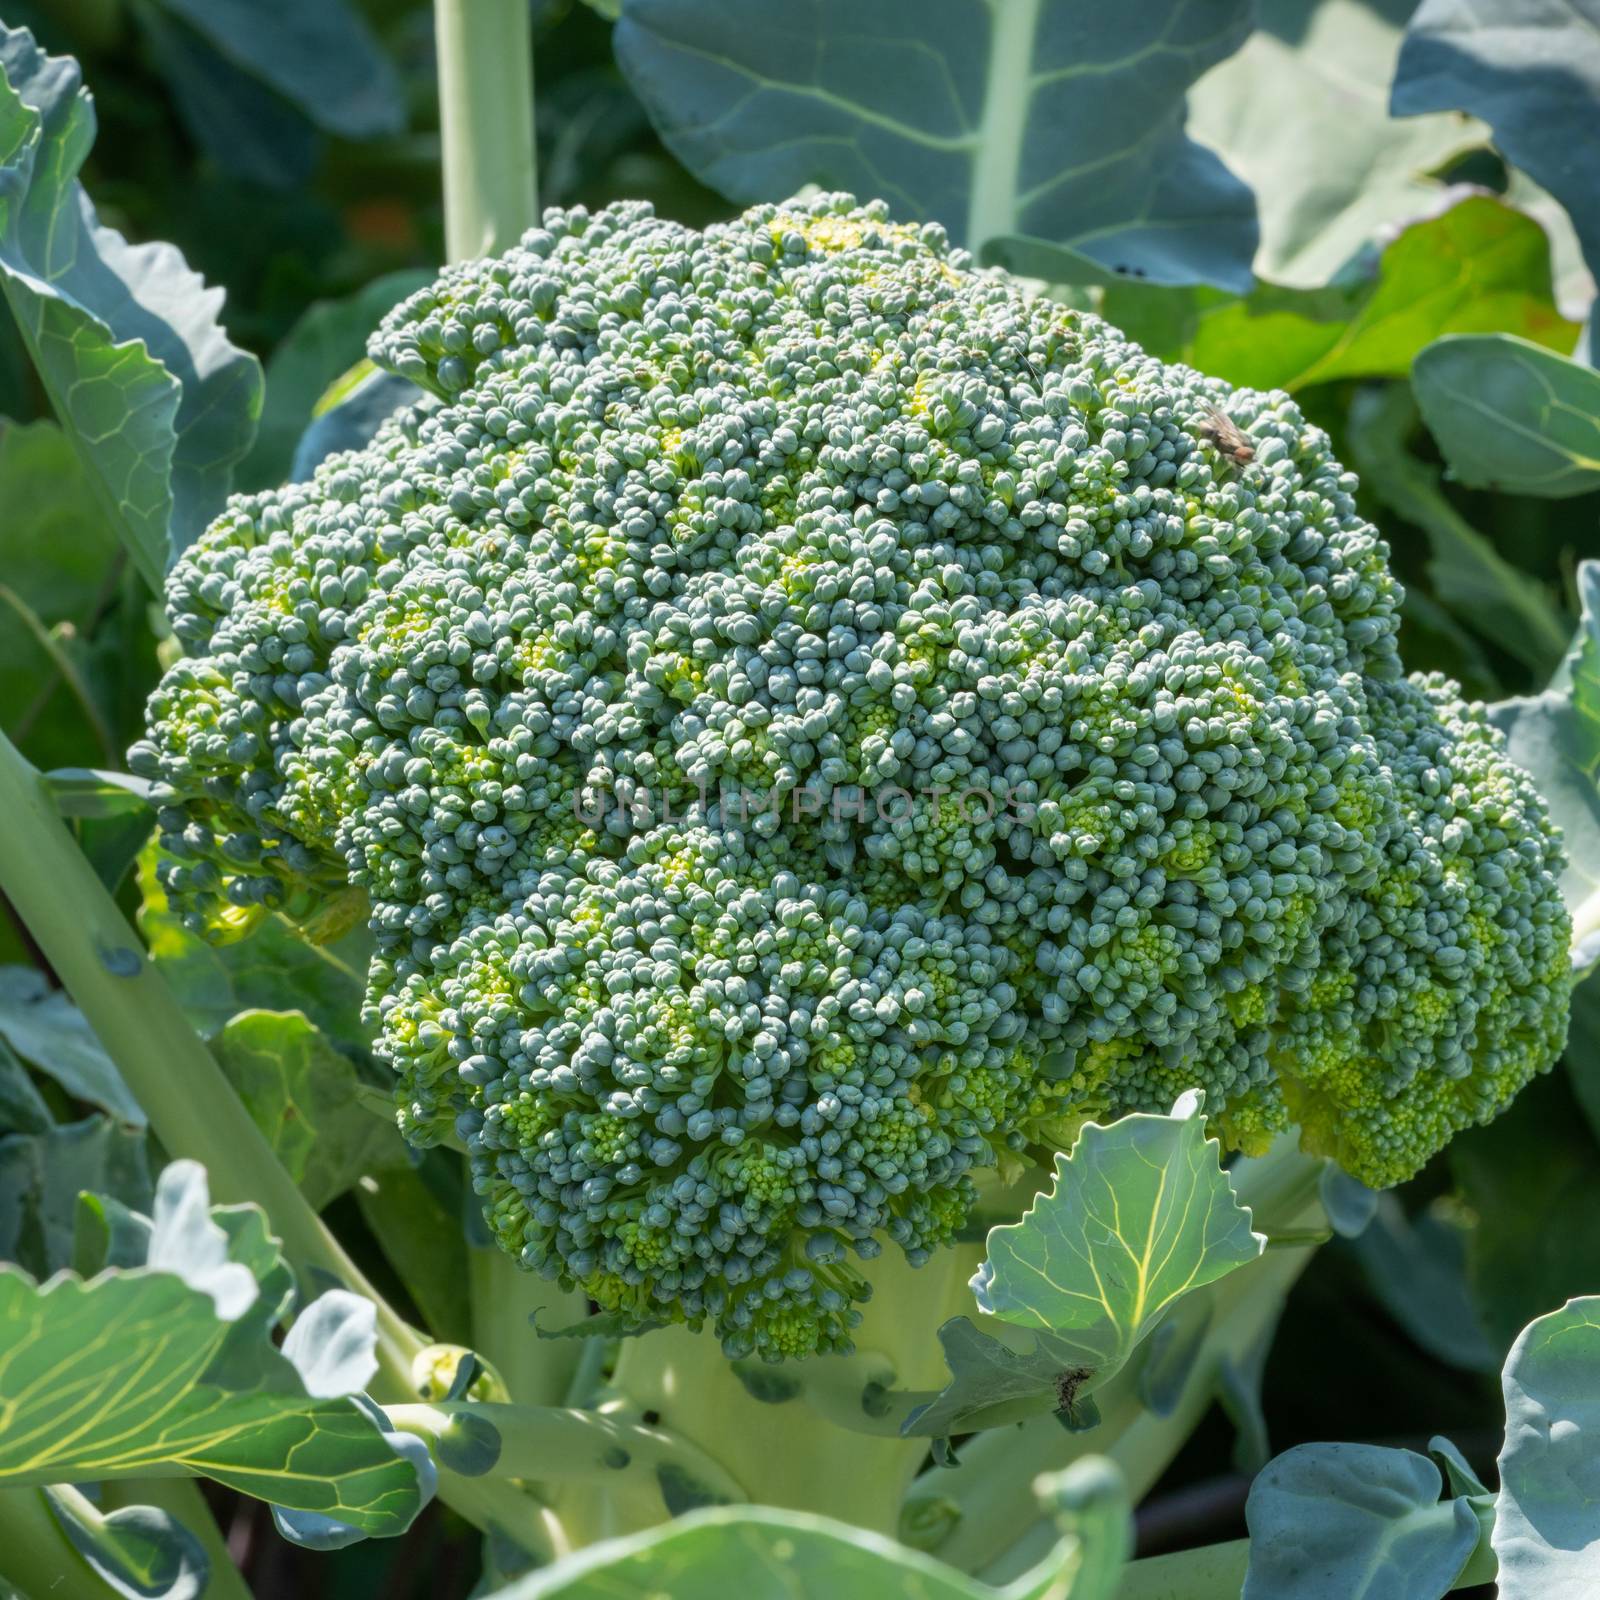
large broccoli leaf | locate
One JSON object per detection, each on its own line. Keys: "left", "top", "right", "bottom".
{"left": 1495, "top": 1297, "right": 1600, "bottom": 1597}
{"left": 0, "top": 23, "right": 261, "bottom": 590}
{"left": 1243, "top": 1443, "right": 1488, "bottom": 1600}
{"left": 1393, "top": 0, "right": 1600, "bottom": 297}
{"left": 613, "top": 0, "right": 1258, "bottom": 289}
{"left": 1188, "top": 0, "right": 1487, "bottom": 288}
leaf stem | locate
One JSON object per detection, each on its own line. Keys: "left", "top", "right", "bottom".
{"left": 98, "top": 1479, "right": 254, "bottom": 1600}
{"left": 0, "top": 1487, "right": 121, "bottom": 1600}
{"left": 389, "top": 1402, "right": 746, "bottom": 1502}
{"left": 434, "top": 0, "right": 538, "bottom": 263}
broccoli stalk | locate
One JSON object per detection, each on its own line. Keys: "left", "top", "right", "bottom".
{"left": 537, "top": 1131, "right": 1326, "bottom": 1554}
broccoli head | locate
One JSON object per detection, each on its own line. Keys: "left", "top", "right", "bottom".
{"left": 131, "top": 193, "right": 1573, "bottom": 1359}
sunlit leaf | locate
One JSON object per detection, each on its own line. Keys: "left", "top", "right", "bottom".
{"left": 1188, "top": 0, "right": 1483, "bottom": 287}
{"left": 1105, "top": 196, "right": 1576, "bottom": 393}
{"left": 1394, "top": 0, "right": 1600, "bottom": 293}
{"left": 0, "top": 1163, "right": 425, "bottom": 1537}
{"left": 905, "top": 1094, "right": 1263, "bottom": 1436}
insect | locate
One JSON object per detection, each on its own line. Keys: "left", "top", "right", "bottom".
{"left": 1054, "top": 1365, "right": 1094, "bottom": 1415}
{"left": 1196, "top": 405, "right": 1256, "bottom": 467}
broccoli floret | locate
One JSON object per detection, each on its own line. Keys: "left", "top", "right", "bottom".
{"left": 130, "top": 193, "right": 1573, "bottom": 1357}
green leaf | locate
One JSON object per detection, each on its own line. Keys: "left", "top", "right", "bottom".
{"left": 977, "top": 1092, "right": 1263, "bottom": 1340}
{"left": 1450, "top": 1075, "right": 1600, "bottom": 1356}
{"left": 492, "top": 1458, "right": 1126, "bottom": 1599}
{"left": 612, "top": 0, "right": 1258, "bottom": 289}
{"left": 353, "top": 1157, "right": 473, "bottom": 1347}
{"left": 0, "top": 1114, "right": 152, "bottom": 1278}
{"left": 1347, "top": 1195, "right": 1498, "bottom": 1373}
{"left": 1346, "top": 384, "right": 1571, "bottom": 681}
{"left": 0, "top": 1037, "right": 50, "bottom": 1135}
{"left": 1393, "top": 0, "right": 1600, "bottom": 291}
{"left": 1134, "top": 1297, "right": 1213, "bottom": 1418}
{"left": 1187, "top": 0, "right": 1484, "bottom": 288}
{"left": 143, "top": 0, "right": 404, "bottom": 140}
{"left": 240, "top": 270, "right": 434, "bottom": 491}
{"left": 1488, "top": 560, "right": 1600, "bottom": 966}
{"left": 1564, "top": 973, "right": 1600, "bottom": 1148}
{"left": 1495, "top": 1296, "right": 1600, "bottom": 1598}
{"left": 46, "top": 1485, "right": 208, "bottom": 1600}
{"left": 0, "top": 419, "right": 127, "bottom": 774}
{"left": 1105, "top": 196, "right": 1576, "bottom": 394}
{"left": 289, "top": 367, "right": 423, "bottom": 483}
{"left": 1319, "top": 1168, "right": 1378, "bottom": 1241}
{"left": 210, "top": 1011, "right": 404, "bottom": 1210}
{"left": 0, "top": 966, "right": 144, "bottom": 1127}
{"left": 1242, "top": 1443, "right": 1485, "bottom": 1600}
{"left": 136, "top": 6, "right": 319, "bottom": 192}
{"left": 136, "top": 845, "right": 373, "bottom": 1056}
{"left": 0, "top": 1162, "right": 425, "bottom": 1537}
{"left": 44, "top": 769, "right": 156, "bottom": 819}
{"left": 0, "top": 25, "right": 262, "bottom": 590}
{"left": 1413, "top": 334, "right": 1600, "bottom": 499}
{"left": 906, "top": 1093, "right": 1263, "bottom": 1436}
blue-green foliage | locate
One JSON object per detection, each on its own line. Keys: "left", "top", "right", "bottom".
{"left": 132, "top": 194, "right": 1572, "bottom": 1359}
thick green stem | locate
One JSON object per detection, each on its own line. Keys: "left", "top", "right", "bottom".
{"left": 0, "top": 730, "right": 545, "bottom": 1546}
{"left": 470, "top": 1244, "right": 587, "bottom": 1405}
{"left": 1114, "top": 1537, "right": 1250, "bottom": 1599}
{"left": 435, "top": 0, "right": 538, "bottom": 263}
{"left": 553, "top": 1243, "right": 984, "bottom": 1547}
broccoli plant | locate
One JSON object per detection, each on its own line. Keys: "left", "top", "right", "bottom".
{"left": 0, "top": 3, "right": 1597, "bottom": 1599}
